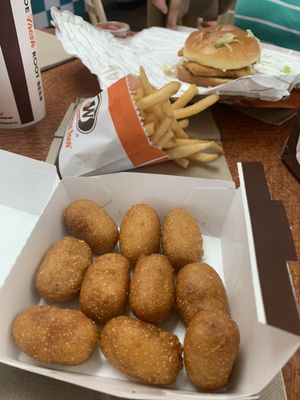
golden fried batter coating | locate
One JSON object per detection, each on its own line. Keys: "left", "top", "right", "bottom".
{"left": 80, "top": 253, "right": 130, "bottom": 324}
{"left": 119, "top": 204, "right": 161, "bottom": 267}
{"left": 176, "top": 262, "right": 229, "bottom": 326}
{"left": 184, "top": 310, "right": 240, "bottom": 390}
{"left": 162, "top": 208, "right": 203, "bottom": 271}
{"left": 35, "top": 236, "right": 93, "bottom": 302}
{"left": 64, "top": 199, "right": 118, "bottom": 255}
{"left": 100, "top": 316, "right": 183, "bottom": 385}
{"left": 12, "top": 305, "right": 99, "bottom": 365}
{"left": 129, "top": 254, "right": 175, "bottom": 324}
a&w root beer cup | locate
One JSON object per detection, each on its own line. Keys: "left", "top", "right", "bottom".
{"left": 0, "top": 0, "right": 45, "bottom": 128}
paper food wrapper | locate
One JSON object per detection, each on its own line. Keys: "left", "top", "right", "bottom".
{"left": 58, "top": 76, "right": 169, "bottom": 177}
{"left": 51, "top": 8, "right": 300, "bottom": 101}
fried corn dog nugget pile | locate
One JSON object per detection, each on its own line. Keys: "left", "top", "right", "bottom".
{"left": 12, "top": 196, "right": 241, "bottom": 392}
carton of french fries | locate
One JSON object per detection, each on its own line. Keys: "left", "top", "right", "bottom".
{"left": 58, "top": 67, "right": 222, "bottom": 177}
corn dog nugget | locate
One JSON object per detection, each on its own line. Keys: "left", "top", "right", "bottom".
{"left": 162, "top": 208, "right": 203, "bottom": 271}
{"left": 184, "top": 310, "right": 240, "bottom": 390}
{"left": 12, "top": 305, "right": 99, "bottom": 366}
{"left": 80, "top": 253, "right": 130, "bottom": 324}
{"left": 100, "top": 316, "right": 183, "bottom": 385}
{"left": 35, "top": 236, "right": 93, "bottom": 302}
{"left": 64, "top": 199, "right": 118, "bottom": 255}
{"left": 129, "top": 254, "right": 175, "bottom": 324}
{"left": 119, "top": 204, "right": 161, "bottom": 267}
{"left": 176, "top": 262, "right": 229, "bottom": 326}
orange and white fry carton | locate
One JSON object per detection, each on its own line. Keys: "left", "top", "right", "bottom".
{"left": 58, "top": 76, "right": 170, "bottom": 177}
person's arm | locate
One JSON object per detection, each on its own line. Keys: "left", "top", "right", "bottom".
{"left": 151, "top": 0, "right": 191, "bottom": 29}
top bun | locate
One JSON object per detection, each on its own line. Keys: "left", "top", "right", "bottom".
{"left": 183, "top": 25, "right": 261, "bottom": 70}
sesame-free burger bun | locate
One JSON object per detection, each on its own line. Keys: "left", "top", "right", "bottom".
{"left": 183, "top": 24, "right": 261, "bottom": 71}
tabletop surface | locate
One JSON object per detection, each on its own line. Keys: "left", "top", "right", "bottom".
{"left": 0, "top": 58, "right": 299, "bottom": 400}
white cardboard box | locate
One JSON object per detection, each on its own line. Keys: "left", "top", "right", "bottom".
{"left": 0, "top": 150, "right": 299, "bottom": 400}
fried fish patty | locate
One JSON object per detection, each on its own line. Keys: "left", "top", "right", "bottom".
{"left": 184, "top": 61, "right": 253, "bottom": 78}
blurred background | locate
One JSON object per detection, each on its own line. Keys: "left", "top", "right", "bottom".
{"left": 31, "top": 0, "right": 147, "bottom": 32}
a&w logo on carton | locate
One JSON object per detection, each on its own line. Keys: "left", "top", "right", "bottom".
{"left": 77, "top": 95, "right": 101, "bottom": 134}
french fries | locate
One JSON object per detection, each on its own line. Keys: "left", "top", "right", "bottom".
{"left": 157, "top": 130, "right": 174, "bottom": 148}
{"left": 145, "top": 122, "right": 155, "bottom": 136}
{"left": 166, "top": 142, "right": 214, "bottom": 160}
{"left": 174, "top": 158, "right": 190, "bottom": 168}
{"left": 151, "top": 117, "right": 173, "bottom": 144}
{"left": 178, "top": 119, "right": 189, "bottom": 129}
{"left": 172, "top": 84, "right": 198, "bottom": 110}
{"left": 189, "top": 153, "right": 219, "bottom": 162}
{"left": 137, "top": 82, "right": 181, "bottom": 110}
{"left": 175, "top": 139, "right": 224, "bottom": 153}
{"left": 173, "top": 94, "right": 220, "bottom": 120}
{"left": 135, "top": 67, "right": 223, "bottom": 168}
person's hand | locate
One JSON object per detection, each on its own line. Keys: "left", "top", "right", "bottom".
{"left": 152, "top": 0, "right": 168, "bottom": 15}
{"left": 152, "top": 0, "right": 191, "bottom": 29}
